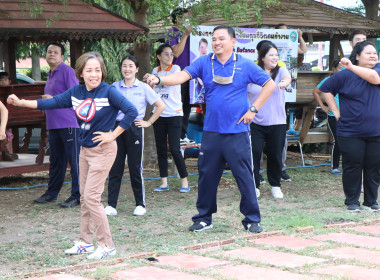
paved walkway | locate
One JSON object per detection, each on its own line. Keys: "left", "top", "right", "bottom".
{"left": 17, "top": 219, "right": 380, "bottom": 280}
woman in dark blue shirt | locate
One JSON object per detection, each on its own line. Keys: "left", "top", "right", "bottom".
{"left": 7, "top": 52, "right": 138, "bottom": 259}
{"left": 319, "top": 41, "right": 380, "bottom": 213}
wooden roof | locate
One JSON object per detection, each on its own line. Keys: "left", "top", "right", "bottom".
{"left": 0, "top": 0, "right": 148, "bottom": 42}
{"left": 151, "top": 0, "right": 380, "bottom": 40}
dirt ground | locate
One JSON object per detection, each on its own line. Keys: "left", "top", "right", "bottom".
{"left": 0, "top": 152, "right": 348, "bottom": 277}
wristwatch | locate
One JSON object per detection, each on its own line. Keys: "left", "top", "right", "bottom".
{"left": 250, "top": 106, "right": 258, "bottom": 113}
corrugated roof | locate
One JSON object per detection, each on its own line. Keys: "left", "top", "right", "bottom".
{"left": 0, "top": 0, "right": 148, "bottom": 42}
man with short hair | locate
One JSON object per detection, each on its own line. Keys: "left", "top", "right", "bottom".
{"left": 147, "top": 25, "right": 276, "bottom": 233}
{"left": 349, "top": 30, "right": 367, "bottom": 49}
{"left": 33, "top": 42, "right": 80, "bottom": 208}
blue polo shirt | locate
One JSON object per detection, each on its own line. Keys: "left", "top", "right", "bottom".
{"left": 185, "top": 53, "right": 270, "bottom": 133}
{"left": 319, "top": 64, "right": 380, "bottom": 137}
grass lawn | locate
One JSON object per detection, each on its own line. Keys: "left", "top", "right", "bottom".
{"left": 0, "top": 153, "right": 379, "bottom": 278}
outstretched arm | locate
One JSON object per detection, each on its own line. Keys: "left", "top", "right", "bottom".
{"left": 7, "top": 94, "right": 38, "bottom": 108}
{"left": 144, "top": 70, "right": 191, "bottom": 86}
{"left": 340, "top": 58, "right": 380, "bottom": 85}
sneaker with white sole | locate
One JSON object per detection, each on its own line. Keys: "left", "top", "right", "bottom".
{"left": 347, "top": 204, "right": 360, "bottom": 212}
{"left": 65, "top": 241, "right": 94, "bottom": 254}
{"left": 246, "top": 223, "right": 263, "bottom": 233}
{"left": 189, "top": 221, "right": 213, "bottom": 232}
{"left": 104, "top": 205, "right": 118, "bottom": 216}
{"left": 87, "top": 246, "right": 116, "bottom": 260}
{"left": 281, "top": 171, "right": 291, "bottom": 182}
{"left": 361, "top": 204, "right": 380, "bottom": 212}
{"left": 255, "top": 188, "right": 260, "bottom": 198}
{"left": 180, "top": 137, "right": 195, "bottom": 145}
{"left": 133, "top": 205, "right": 147, "bottom": 216}
{"left": 271, "top": 186, "right": 284, "bottom": 199}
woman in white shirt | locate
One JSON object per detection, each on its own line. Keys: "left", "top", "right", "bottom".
{"left": 151, "top": 43, "right": 190, "bottom": 193}
{"left": 106, "top": 55, "right": 166, "bottom": 217}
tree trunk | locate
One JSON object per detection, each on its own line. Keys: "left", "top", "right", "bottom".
{"left": 362, "top": 0, "right": 379, "bottom": 20}
{"left": 132, "top": 4, "right": 157, "bottom": 164}
{"left": 31, "top": 48, "right": 41, "bottom": 81}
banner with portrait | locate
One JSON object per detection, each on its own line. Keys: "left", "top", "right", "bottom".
{"left": 189, "top": 26, "right": 299, "bottom": 104}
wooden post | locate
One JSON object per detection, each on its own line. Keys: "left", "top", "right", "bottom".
{"left": 4, "top": 38, "right": 17, "bottom": 84}
{"left": 69, "top": 40, "right": 83, "bottom": 69}
{"left": 329, "top": 35, "right": 340, "bottom": 69}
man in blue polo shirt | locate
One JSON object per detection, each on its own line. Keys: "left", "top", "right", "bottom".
{"left": 146, "top": 25, "right": 275, "bottom": 233}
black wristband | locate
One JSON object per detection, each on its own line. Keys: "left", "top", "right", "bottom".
{"left": 154, "top": 74, "right": 161, "bottom": 85}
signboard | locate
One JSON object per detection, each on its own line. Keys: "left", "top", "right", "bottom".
{"left": 189, "top": 26, "right": 299, "bottom": 104}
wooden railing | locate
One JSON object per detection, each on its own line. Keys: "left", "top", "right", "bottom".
{"left": 0, "top": 83, "right": 47, "bottom": 164}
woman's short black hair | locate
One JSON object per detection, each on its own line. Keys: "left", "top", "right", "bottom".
{"left": 349, "top": 41, "right": 376, "bottom": 65}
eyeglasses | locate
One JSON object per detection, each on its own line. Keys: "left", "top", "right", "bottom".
{"left": 162, "top": 52, "right": 175, "bottom": 57}
{"left": 211, "top": 53, "right": 237, "bottom": 85}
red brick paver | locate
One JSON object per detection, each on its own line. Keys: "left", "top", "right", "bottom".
{"left": 250, "top": 235, "right": 327, "bottom": 250}
{"left": 312, "top": 232, "right": 380, "bottom": 249}
{"left": 221, "top": 247, "right": 327, "bottom": 268}
{"left": 212, "top": 264, "right": 313, "bottom": 280}
{"left": 311, "top": 264, "right": 380, "bottom": 280}
{"left": 349, "top": 225, "right": 380, "bottom": 235}
{"left": 26, "top": 274, "right": 93, "bottom": 280}
{"left": 318, "top": 246, "right": 380, "bottom": 265}
{"left": 113, "top": 266, "right": 213, "bottom": 280}
{"left": 154, "top": 253, "right": 230, "bottom": 270}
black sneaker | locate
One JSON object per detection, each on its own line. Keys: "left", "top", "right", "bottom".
{"left": 59, "top": 196, "right": 80, "bottom": 208}
{"left": 189, "top": 221, "right": 213, "bottom": 232}
{"left": 281, "top": 171, "right": 292, "bottom": 182}
{"left": 347, "top": 204, "right": 360, "bottom": 212}
{"left": 246, "top": 223, "right": 263, "bottom": 233}
{"left": 34, "top": 194, "right": 57, "bottom": 203}
{"left": 361, "top": 204, "right": 380, "bottom": 212}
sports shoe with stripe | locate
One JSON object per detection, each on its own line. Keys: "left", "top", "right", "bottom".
{"left": 65, "top": 241, "right": 94, "bottom": 254}
{"left": 87, "top": 246, "right": 116, "bottom": 260}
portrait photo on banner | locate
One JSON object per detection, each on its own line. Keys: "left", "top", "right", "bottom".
{"left": 189, "top": 26, "right": 299, "bottom": 104}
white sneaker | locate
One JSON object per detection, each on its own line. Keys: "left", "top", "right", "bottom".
{"left": 87, "top": 246, "right": 116, "bottom": 260}
{"left": 255, "top": 188, "right": 260, "bottom": 198}
{"left": 133, "top": 205, "right": 146, "bottom": 216}
{"left": 104, "top": 205, "right": 117, "bottom": 216}
{"left": 271, "top": 187, "right": 284, "bottom": 199}
{"left": 65, "top": 241, "right": 94, "bottom": 254}
{"left": 180, "top": 137, "right": 195, "bottom": 145}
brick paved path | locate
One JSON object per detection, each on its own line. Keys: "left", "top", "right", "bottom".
{"left": 17, "top": 219, "right": 380, "bottom": 280}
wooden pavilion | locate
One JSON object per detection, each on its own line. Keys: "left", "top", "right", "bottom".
{"left": 0, "top": 0, "right": 147, "bottom": 176}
